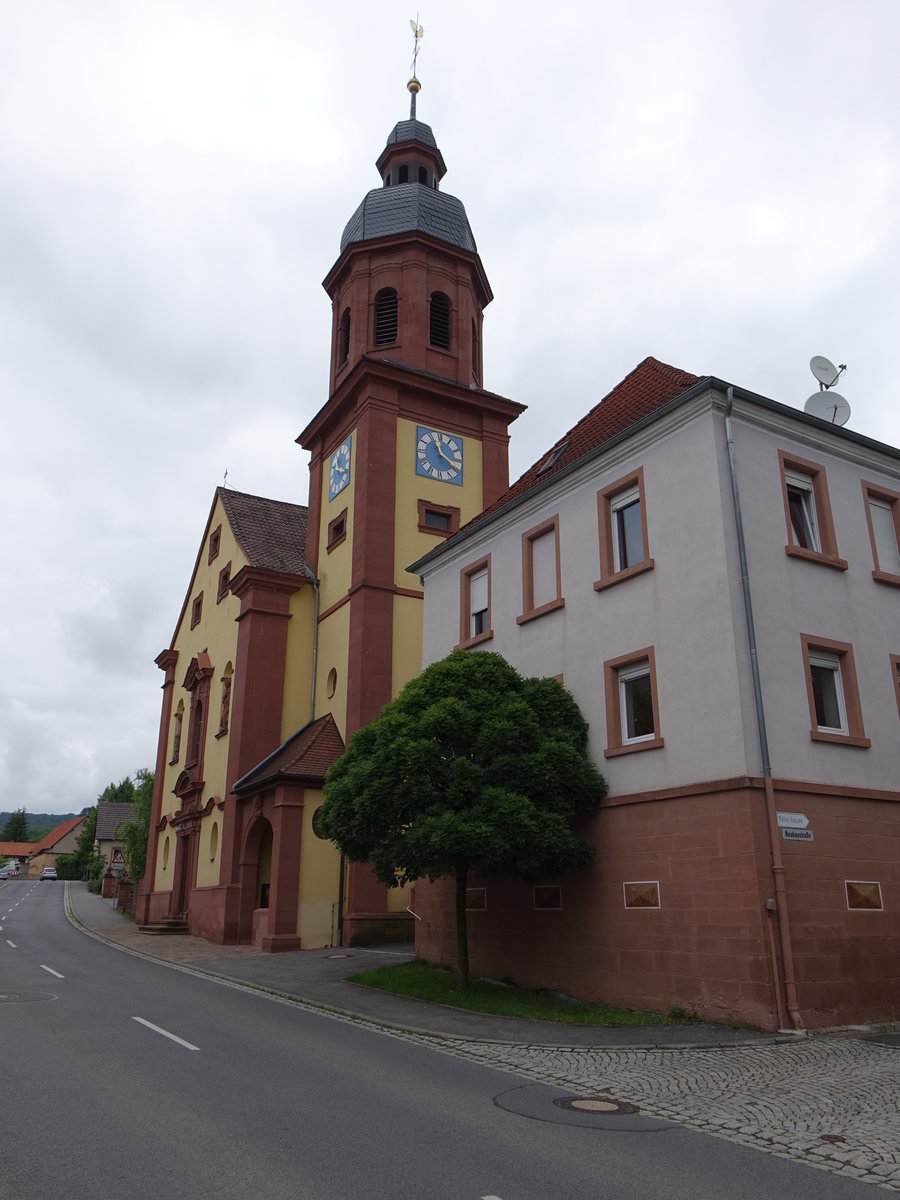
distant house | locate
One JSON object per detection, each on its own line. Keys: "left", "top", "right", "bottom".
{"left": 27, "top": 817, "right": 86, "bottom": 879}
{"left": 95, "top": 803, "right": 138, "bottom": 876}
{"left": 0, "top": 841, "right": 32, "bottom": 870}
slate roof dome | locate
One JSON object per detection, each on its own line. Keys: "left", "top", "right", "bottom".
{"left": 339, "top": 117, "right": 478, "bottom": 255}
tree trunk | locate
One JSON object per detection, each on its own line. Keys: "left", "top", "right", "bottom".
{"left": 454, "top": 862, "right": 469, "bottom": 988}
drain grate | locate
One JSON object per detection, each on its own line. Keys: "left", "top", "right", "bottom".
{"left": 554, "top": 1096, "right": 639, "bottom": 1115}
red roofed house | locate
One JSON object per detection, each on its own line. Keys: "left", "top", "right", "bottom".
{"left": 27, "top": 816, "right": 86, "bottom": 879}
{"left": 410, "top": 357, "right": 900, "bottom": 1030}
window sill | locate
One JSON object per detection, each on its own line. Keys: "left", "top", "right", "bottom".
{"left": 594, "top": 559, "right": 655, "bottom": 592}
{"left": 604, "top": 736, "right": 665, "bottom": 759}
{"left": 872, "top": 568, "right": 900, "bottom": 588}
{"left": 168, "top": 757, "right": 179, "bottom": 767}
{"left": 326, "top": 532, "right": 347, "bottom": 554}
{"left": 810, "top": 730, "right": 871, "bottom": 748}
{"left": 517, "top": 597, "right": 565, "bottom": 625}
{"left": 214, "top": 729, "right": 228, "bottom": 740}
{"left": 455, "top": 629, "right": 494, "bottom": 650}
{"left": 785, "top": 545, "right": 848, "bottom": 571}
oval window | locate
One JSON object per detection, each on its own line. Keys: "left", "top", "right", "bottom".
{"left": 209, "top": 821, "right": 219, "bottom": 861}
{"left": 162, "top": 835, "right": 170, "bottom": 870}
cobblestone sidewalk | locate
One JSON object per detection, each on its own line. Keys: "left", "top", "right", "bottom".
{"left": 403, "top": 1034, "right": 900, "bottom": 1192}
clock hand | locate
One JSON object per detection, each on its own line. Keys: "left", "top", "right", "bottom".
{"left": 434, "top": 438, "right": 454, "bottom": 464}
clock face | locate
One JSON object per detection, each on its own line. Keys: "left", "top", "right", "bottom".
{"left": 415, "top": 426, "right": 464, "bottom": 485}
{"left": 329, "top": 437, "right": 351, "bottom": 500}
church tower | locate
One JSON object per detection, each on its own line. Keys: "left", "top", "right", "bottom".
{"left": 298, "top": 76, "right": 524, "bottom": 936}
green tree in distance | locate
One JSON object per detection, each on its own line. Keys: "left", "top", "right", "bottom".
{"left": 117, "top": 768, "right": 154, "bottom": 882}
{"left": 319, "top": 650, "right": 607, "bottom": 986}
{"left": 1, "top": 809, "right": 29, "bottom": 841}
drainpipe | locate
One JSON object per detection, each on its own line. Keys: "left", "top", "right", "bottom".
{"left": 309, "top": 575, "right": 320, "bottom": 723}
{"left": 724, "top": 387, "right": 804, "bottom": 1030}
{"left": 308, "top": 572, "right": 345, "bottom": 947}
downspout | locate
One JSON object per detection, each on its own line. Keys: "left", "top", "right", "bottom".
{"left": 308, "top": 573, "right": 346, "bottom": 948}
{"left": 309, "top": 575, "right": 320, "bottom": 723}
{"left": 724, "top": 387, "right": 804, "bottom": 1030}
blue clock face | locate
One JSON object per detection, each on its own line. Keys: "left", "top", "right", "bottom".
{"left": 415, "top": 426, "right": 463, "bottom": 485}
{"left": 329, "top": 437, "right": 351, "bottom": 500}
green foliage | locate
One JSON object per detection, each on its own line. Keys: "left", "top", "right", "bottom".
{"left": 70, "top": 807, "right": 104, "bottom": 882}
{"left": 54, "top": 853, "right": 81, "bottom": 881}
{"left": 350, "top": 961, "right": 666, "bottom": 1026}
{"left": 1, "top": 808, "right": 29, "bottom": 841}
{"left": 116, "top": 768, "right": 153, "bottom": 882}
{"left": 321, "top": 651, "right": 606, "bottom": 885}
{"left": 320, "top": 650, "right": 607, "bottom": 983}
{"left": 98, "top": 777, "right": 137, "bottom": 805}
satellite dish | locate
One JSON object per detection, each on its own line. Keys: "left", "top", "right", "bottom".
{"left": 810, "top": 356, "right": 840, "bottom": 388}
{"left": 805, "top": 391, "right": 851, "bottom": 426}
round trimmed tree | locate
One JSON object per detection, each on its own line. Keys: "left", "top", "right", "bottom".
{"left": 319, "top": 650, "right": 607, "bottom": 985}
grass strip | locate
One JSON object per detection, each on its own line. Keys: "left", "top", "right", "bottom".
{"left": 347, "top": 959, "right": 672, "bottom": 1026}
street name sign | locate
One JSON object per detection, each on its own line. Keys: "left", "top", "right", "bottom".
{"left": 782, "top": 828, "right": 814, "bottom": 842}
{"left": 776, "top": 811, "right": 809, "bottom": 829}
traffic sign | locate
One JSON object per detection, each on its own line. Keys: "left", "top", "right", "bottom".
{"left": 782, "top": 828, "right": 814, "bottom": 842}
{"left": 776, "top": 812, "right": 809, "bottom": 829}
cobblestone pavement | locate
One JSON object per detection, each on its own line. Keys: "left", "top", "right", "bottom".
{"left": 410, "top": 1036, "right": 900, "bottom": 1192}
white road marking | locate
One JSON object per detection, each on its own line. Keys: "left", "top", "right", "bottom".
{"left": 132, "top": 1017, "right": 200, "bottom": 1051}
{"left": 6, "top": 940, "right": 16, "bottom": 948}
{"left": 40, "top": 965, "right": 65, "bottom": 979}
{"left": 482, "top": 1195, "right": 505, "bottom": 1199}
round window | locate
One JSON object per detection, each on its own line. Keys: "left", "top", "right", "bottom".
{"left": 311, "top": 807, "right": 329, "bottom": 840}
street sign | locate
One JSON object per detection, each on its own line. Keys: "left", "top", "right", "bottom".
{"left": 776, "top": 811, "right": 809, "bottom": 829}
{"left": 111, "top": 848, "right": 125, "bottom": 864}
{"left": 783, "top": 828, "right": 814, "bottom": 842}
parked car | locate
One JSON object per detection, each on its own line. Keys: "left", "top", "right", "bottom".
{"left": 0, "top": 866, "right": 10, "bottom": 880}
{"left": 39, "top": 867, "right": 58, "bottom": 881}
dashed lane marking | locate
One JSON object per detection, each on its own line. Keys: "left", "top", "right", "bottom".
{"left": 40, "top": 965, "right": 65, "bottom": 979}
{"left": 132, "top": 1016, "right": 200, "bottom": 1051}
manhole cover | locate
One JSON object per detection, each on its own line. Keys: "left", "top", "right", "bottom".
{"left": 554, "top": 1096, "right": 639, "bottom": 1115}
{"left": 0, "top": 991, "right": 57, "bottom": 1004}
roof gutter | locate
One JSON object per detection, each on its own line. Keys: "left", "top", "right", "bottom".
{"left": 724, "top": 386, "right": 803, "bottom": 1031}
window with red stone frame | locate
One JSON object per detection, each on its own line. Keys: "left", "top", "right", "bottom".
{"left": 595, "top": 467, "right": 654, "bottom": 592}
{"left": 518, "top": 515, "right": 565, "bottom": 625}
{"left": 778, "top": 451, "right": 847, "bottom": 570}
{"left": 800, "top": 634, "right": 870, "bottom": 748}
{"left": 457, "top": 556, "right": 492, "bottom": 648}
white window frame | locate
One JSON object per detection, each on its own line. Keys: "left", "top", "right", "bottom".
{"left": 785, "top": 468, "right": 821, "bottom": 553}
{"left": 610, "top": 485, "right": 643, "bottom": 573}
{"left": 618, "top": 659, "right": 655, "bottom": 744}
{"left": 808, "top": 650, "right": 848, "bottom": 735}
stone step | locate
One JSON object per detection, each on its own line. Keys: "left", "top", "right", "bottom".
{"left": 137, "top": 920, "right": 189, "bottom": 935}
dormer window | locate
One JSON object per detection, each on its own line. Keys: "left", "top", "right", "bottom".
{"left": 374, "top": 288, "right": 398, "bottom": 345}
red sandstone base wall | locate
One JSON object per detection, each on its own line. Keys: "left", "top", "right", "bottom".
{"left": 413, "top": 785, "right": 899, "bottom": 1030}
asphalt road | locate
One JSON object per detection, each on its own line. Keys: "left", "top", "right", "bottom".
{"left": 0, "top": 879, "right": 882, "bottom": 1200}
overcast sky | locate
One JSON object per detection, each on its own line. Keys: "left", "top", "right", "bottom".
{"left": 2, "top": 1, "right": 898, "bottom": 815}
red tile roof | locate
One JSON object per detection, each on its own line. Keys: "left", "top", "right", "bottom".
{"left": 28, "top": 815, "right": 85, "bottom": 855}
{"left": 483, "top": 356, "right": 703, "bottom": 520}
{"left": 0, "top": 841, "right": 34, "bottom": 859}
{"left": 232, "top": 713, "right": 345, "bottom": 794}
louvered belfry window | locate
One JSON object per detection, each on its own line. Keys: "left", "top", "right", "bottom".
{"left": 430, "top": 291, "right": 450, "bottom": 349}
{"left": 374, "top": 288, "right": 398, "bottom": 345}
